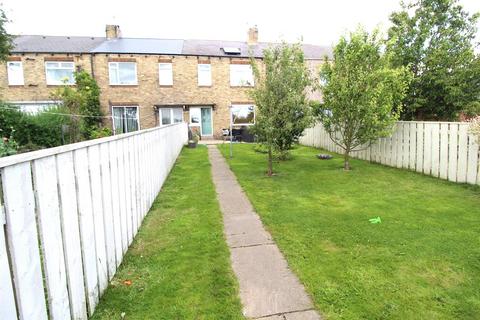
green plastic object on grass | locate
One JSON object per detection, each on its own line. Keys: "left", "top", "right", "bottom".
{"left": 369, "top": 217, "right": 382, "bottom": 224}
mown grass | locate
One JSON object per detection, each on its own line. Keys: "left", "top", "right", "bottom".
{"left": 92, "top": 146, "right": 243, "bottom": 320}
{"left": 218, "top": 143, "right": 480, "bottom": 319}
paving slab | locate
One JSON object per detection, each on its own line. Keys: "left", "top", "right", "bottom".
{"left": 207, "top": 146, "right": 321, "bottom": 319}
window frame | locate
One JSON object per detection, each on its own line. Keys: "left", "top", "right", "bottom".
{"left": 229, "top": 64, "right": 254, "bottom": 87}
{"left": 45, "top": 61, "right": 75, "bottom": 85}
{"left": 108, "top": 62, "right": 138, "bottom": 85}
{"left": 197, "top": 63, "right": 212, "bottom": 86}
{"left": 159, "top": 107, "right": 183, "bottom": 126}
{"left": 158, "top": 63, "right": 173, "bottom": 86}
{"left": 111, "top": 105, "right": 140, "bottom": 134}
{"left": 7, "top": 61, "right": 24, "bottom": 86}
{"left": 230, "top": 104, "right": 255, "bottom": 126}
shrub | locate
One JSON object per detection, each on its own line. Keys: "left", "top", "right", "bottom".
{"left": 0, "top": 103, "right": 72, "bottom": 150}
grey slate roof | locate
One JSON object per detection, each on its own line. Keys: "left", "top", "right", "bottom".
{"left": 183, "top": 40, "right": 332, "bottom": 59}
{"left": 12, "top": 35, "right": 332, "bottom": 59}
{"left": 12, "top": 35, "right": 106, "bottom": 53}
{"left": 91, "top": 38, "right": 184, "bottom": 55}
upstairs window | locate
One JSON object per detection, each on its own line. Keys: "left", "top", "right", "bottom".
{"left": 109, "top": 62, "right": 137, "bottom": 85}
{"left": 198, "top": 64, "right": 212, "bottom": 86}
{"left": 7, "top": 61, "right": 24, "bottom": 85}
{"left": 112, "top": 106, "right": 139, "bottom": 134}
{"left": 45, "top": 61, "right": 75, "bottom": 85}
{"left": 230, "top": 64, "right": 254, "bottom": 87}
{"left": 159, "top": 63, "right": 173, "bottom": 86}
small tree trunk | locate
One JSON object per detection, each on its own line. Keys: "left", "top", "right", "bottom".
{"left": 267, "top": 146, "right": 273, "bottom": 176}
{"left": 344, "top": 149, "right": 351, "bottom": 171}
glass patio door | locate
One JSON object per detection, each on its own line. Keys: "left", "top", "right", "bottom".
{"left": 201, "top": 107, "right": 212, "bottom": 136}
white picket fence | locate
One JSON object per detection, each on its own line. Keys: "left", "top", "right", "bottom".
{"left": 0, "top": 122, "right": 188, "bottom": 320}
{"left": 300, "top": 121, "right": 480, "bottom": 185}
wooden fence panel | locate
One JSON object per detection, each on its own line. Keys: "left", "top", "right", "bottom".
{"left": 301, "top": 121, "right": 479, "bottom": 186}
{"left": 2, "top": 163, "right": 48, "bottom": 319}
{"left": 457, "top": 125, "right": 468, "bottom": 183}
{"left": 466, "top": 134, "right": 479, "bottom": 184}
{"left": 431, "top": 123, "right": 440, "bottom": 177}
{"left": 0, "top": 198, "right": 17, "bottom": 320}
{"left": 108, "top": 141, "right": 124, "bottom": 267}
{"left": 33, "top": 156, "right": 71, "bottom": 320}
{"left": 88, "top": 145, "right": 109, "bottom": 295}
{"left": 57, "top": 152, "right": 88, "bottom": 319}
{"left": 439, "top": 124, "right": 449, "bottom": 179}
{"left": 74, "top": 148, "right": 99, "bottom": 315}
{"left": 448, "top": 124, "right": 459, "bottom": 182}
{"left": 100, "top": 143, "right": 117, "bottom": 279}
{"left": 0, "top": 123, "right": 188, "bottom": 320}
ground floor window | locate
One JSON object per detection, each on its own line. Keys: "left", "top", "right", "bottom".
{"left": 112, "top": 106, "right": 139, "bottom": 134}
{"left": 231, "top": 104, "right": 255, "bottom": 125}
{"left": 10, "top": 101, "right": 58, "bottom": 114}
{"left": 160, "top": 107, "right": 183, "bottom": 126}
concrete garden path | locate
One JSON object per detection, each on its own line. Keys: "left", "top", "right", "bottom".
{"left": 207, "top": 146, "right": 321, "bottom": 320}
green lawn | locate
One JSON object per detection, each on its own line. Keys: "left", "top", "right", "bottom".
{"left": 92, "top": 146, "right": 243, "bottom": 320}
{"left": 218, "top": 143, "right": 480, "bottom": 319}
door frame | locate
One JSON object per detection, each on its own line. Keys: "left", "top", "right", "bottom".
{"left": 200, "top": 106, "right": 213, "bottom": 136}
{"left": 190, "top": 106, "right": 213, "bottom": 136}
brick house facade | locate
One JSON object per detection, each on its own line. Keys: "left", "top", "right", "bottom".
{"left": 0, "top": 26, "right": 330, "bottom": 139}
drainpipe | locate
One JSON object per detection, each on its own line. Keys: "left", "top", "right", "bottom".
{"left": 90, "top": 53, "right": 95, "bottom": 78}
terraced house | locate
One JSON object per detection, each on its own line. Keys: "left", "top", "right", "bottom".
{"left": 0, "top": 25, "right": 330, "bottom": 139}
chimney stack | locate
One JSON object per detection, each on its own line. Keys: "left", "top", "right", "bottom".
{"left": 106, "top": 25, "right": 121, "bottom": 39}
{"left": 247, "top": 26, "right": 258, "bottom": 45}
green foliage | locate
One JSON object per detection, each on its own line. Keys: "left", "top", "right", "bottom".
{"left": 0, "top": 103, "right": 71, "bottom": 153}
{"left": 318, "top": 28, "right": 410, "bottom": 170}
{"left": 0, "top": 133, "right": 18, "bottom": 157}
{"left": 387, "top": 0, "right": 480, "bottom": 120}
{"left": 75, "top": 70, "right": 103, "bottom": 138}
{"left": 250, "top": 42, "right": 313, "bottom": 175}
{"left": 0, "top": 7, "right": 13, "bottom": 62}
{"left": 51, "top": 70, "right": 104, "bottom": 141}
{"left": 89, "top": 127, "right": 112, "bottom": 139}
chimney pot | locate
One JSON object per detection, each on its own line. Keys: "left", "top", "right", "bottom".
{"left": 247, "top": 26, "right": 258, "bottom": 45}
{"left": 106, "top": 25, "right": 121, "bottom": 39}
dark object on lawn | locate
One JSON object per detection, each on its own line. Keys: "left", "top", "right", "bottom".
{"left": 188, "top": 141, "right": 197, "bottom": 148}
{"left": 317, "top": 154, "right": 333, "bottom": 160}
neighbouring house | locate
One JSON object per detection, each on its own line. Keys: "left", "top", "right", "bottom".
{"left": 0, "top": 25, "right": 331, "bottom": 139}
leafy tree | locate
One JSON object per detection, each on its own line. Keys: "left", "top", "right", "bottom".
{"left": 250, "top": 42, "right": 312, "bottom": 176}
{"left": 52, "top": 70, "right": 104, "bottom": 142}
{"left": 51, "top": 83, "right": 85, "bottom": 143}
{"left": 75, "top": 70, "right": 103, "bottom": 139}
{"left": 318, "top": 28, "right": 410, "bottom": 170}
{"left": 0, "top": 7, "right": 13, "bottom": 62}
{"left": 387, "top": 0, "right": 480, "bottom": 120}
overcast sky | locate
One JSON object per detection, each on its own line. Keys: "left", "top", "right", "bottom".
{"left": 2, "top": 0, "right": 479, "bottom": 46}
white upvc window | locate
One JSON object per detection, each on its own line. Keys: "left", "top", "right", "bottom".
{"left": 45, "top": 61, "right": 75, "bottom": 85}
{"left": 160, "top": 107, "right": 183, "bottom": 126}
{"left": 112, "top": 106, "right": 139, "bottom": 134}
{"left": 7, "top": 61, "right": 24, "bottom": 85}
{"left": 230, "top": 64, "right": 254, "bottom": 87}
{"left": 159, "top": 63, "right": 173, "bottom": 85}
{"left": 108, "top": 62, "right": 137, "bottom": 85}
{"left": 231, "top": 104, "right": 255, "bottom": 125}
{"left": 198, "top": 64, "right": 212, "bottom": 86}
